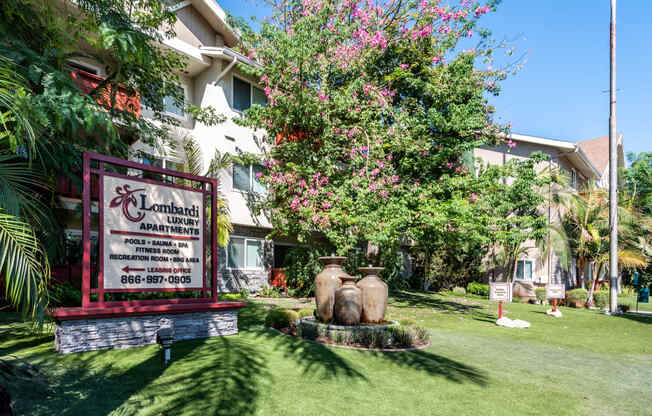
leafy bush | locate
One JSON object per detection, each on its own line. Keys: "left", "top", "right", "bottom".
{"left": 282, "top": 246, "right": 326, "bottom": 298}
{"left": 593, "top": 290, "right": 609, "bottom": 308}
{"left": 621, "top": 286, "right": 636, "bottom": 297}
{"left": 466, "top": 282, "right": 490, "bottom": 298}
{"left": 49, "top": 282, "right": 81, "bottom": 307}
{"left": 567, "top": 289, "right": 588, "bottom": 303}
{"left": 264, "top": 309, "right": 300, "bottom": 329}
{"left": 239, "top": 286, "right": 249, "bottom": 299}
{"left": 259, "top": 286, "right": 281, "bottom": 298}
{"left": 452, "top": 286, "right": 466, "bottom": 296}
{"left": 297, "top": 309, "right": 314, "bottom": 319}
{"left": 535, "top": 287, "right": 547, "bottom": 304}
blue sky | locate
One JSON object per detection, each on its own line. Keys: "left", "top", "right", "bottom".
{"left": 219, "top": 0, "right": 650, "bottom": 157}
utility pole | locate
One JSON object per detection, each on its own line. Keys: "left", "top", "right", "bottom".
{"left": 609, "top": 0, "right": 619, "bottom": 313}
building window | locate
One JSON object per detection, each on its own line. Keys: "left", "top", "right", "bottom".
{"left": 515, "top": 259, "right": 534, "bottom": 280}
{"left": 143, "top": 84, "right": 186, "bottom": 118}
{"left": 141, "top": 154, "right": 184, "bottom": 182}
{"left": 233, "top": 76, "right": 267, "bottom": 112}
{"left": 571, "top": 169, "right": 578, "bottom": 190}
{"left": 233, "top": 164, "right": 266, "bottom": 194}
{"left": 227, "top": 237, "right": 263, "bottom": 269}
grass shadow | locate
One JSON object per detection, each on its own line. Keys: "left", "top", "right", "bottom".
{"left": 369, "top": 349, "right": 488, "bottom": 386}
{"left": 123, "top": 335, "right": 269, "bottom": 416}
{"left": 242, "top": 301, "right": 367, "bottom": 381}
{"left": 390, "top": 290, "right": 484, "bottom": 314}
{"left": 619, "top": 312, "right": 652, "bottom": 324}
{"left": 3, "top": 310, "right": 269, "bottom": 416}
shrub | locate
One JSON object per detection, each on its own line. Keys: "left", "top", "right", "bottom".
{"left": 282, "top": 246, "right": 326, "bottom": 298}
{"left": 567, "top": 289, "right": 588, "bottom": 303}
{"left": 297, "top": 309, "right": 315, "bottom": 319}
{"left": 264, "top": 309, "right": 299, "bottom": 329}
{"left": 259, "top": 286, "right": 281, "bottom": 298}
{"left": 593, "top": 290, "right": 609, "bottom": 308}
{"left": 49, "top": 282, "right": 82, "bottom": 307}
{"left": 621, "top": 286, "right": 636, "bottom": 297}
{"left": 535, "top": 287, "right": 547, "bottom": 304}
{"left": 239, "top": 286, "right": 249, "bottom": 299}
{"left": 466, "top": 282, "right": 490, "bottom": 298}
{"left": 452, "top": 286, "right": 466, "bottom": 296}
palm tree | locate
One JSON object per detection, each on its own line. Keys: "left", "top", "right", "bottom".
{"left": 0, "top": 56, "right": 51, "bottom": 322}
{"left": 560, "top": 186, "right": 649, "bottom": 304}
{"left": 177, "top": 135, "right": 233, "bottom": 247}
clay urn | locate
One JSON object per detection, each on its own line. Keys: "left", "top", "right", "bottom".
{"left": 333, "top": 274, "right": 362, "bottom": 326}
{"left": 314, "top": 256, "right": 346, "bottom": 322}
{"left": 357, "top": 266, "right": 388, "bottom": 323}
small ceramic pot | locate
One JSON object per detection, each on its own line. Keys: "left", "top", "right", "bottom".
{"left": 314, "top": 256, "right": 346, "bottom": 322}
{"left": 334, "top": 275, "right": 362, "bottom": 325}
{"left": 357, "top": 266, "right": 387, "bottom": 323}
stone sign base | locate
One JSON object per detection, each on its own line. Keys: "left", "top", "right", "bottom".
{"left": 52, "top": 302, "right": 244, "bottom": 354}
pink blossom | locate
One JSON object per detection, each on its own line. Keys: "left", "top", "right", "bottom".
{"left": 399, "top": 63, "right": 409, "bottom": 70}
{"left": 471, "top": 193, "right": 479, "bottom": 202}
{"left": 507, "top": 139, "right": 516, "bottom": 149}
{"left": 255, "top": 172, "right": 263, "bottom": 178}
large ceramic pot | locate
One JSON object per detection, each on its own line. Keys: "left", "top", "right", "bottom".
{"left": 357, "top": 266, "right": 388, "bottom": 323}
{"left": 314, "top": 256, "right": 346, "bottom": 322}
{"left": 334, "top": 275, "right": 362, "bottom": 325}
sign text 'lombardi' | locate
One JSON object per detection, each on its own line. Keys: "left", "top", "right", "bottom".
{"left": 103, "top": 176, "right": 204, "bottom": 290}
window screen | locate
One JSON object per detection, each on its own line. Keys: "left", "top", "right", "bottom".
{"left": 252, "top": 165, "right": 266, "bottom": 194}
{"left": 228, "top": 238, "right": 245, "bottom": 269}
{"left": 233, "top": 164, "right": 250, "bottom": 191}
{"left": 516, "top": 260, "right": 533, "bottom": 280}
{"left": 252, "top": 86, "right": 267, "bottom": 107}
{"left": 233, "top": 77, "right": 251, "bottom": 111}
{"left": 246, "top": 240, "right": 262, "bottom": 268}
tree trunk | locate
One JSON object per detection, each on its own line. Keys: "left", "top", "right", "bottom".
{"left": 586, "top": 262, "right": 601, "bottom": 306}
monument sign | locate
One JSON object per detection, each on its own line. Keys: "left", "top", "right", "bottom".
{"left": 103, "top": 176, "right": 203, "bottom": 290}
{"left": 51, "top": 152, "right": 244, "bottom": 354}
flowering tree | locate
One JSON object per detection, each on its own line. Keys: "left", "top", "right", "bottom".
{"left": 238, "top": 0, "right": 522, "bottom": 274}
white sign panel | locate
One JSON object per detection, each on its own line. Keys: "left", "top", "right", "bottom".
{"left": 546, "top": 284, "right": 565, "bottom": 299}
{"left": 490, "top": 282, "right": 511, "bottom": 302}
{"left": 102, "top": 176, "right": 203, "bottom": 290}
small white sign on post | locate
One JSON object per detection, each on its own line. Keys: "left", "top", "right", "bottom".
{"left": 546, "top": 284, "right": 565, "bottom": 299}
{"left": 490, "top": 282, "right": 511, "bottom": 302}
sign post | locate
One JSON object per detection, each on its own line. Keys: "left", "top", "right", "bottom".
{"left": 546, "top": 284, "right": 565, "bottom": 318}
{"left": 490, "top": 282, "right": 511, "bottom": 319}
{"left": 490, "top": 282, "right": 530, "bottom": 328}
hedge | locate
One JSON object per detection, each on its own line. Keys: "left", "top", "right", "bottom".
{"left": 466, "top": 282, "right": 490, "bottom": 297}
{"left": 264, "top": 309, "right": 300, "bottom": 329}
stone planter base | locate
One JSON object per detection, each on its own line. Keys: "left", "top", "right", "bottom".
{"left": 53, "top": 304, "right": 243, "bottom": 354}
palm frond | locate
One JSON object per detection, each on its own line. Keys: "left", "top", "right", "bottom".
{"left": 596, "top": 249, "right": 647, "bottom": 268}
{"left": 181, "top": 135, "right": 203, "bottom": 177}
{"left": 0, "top": 209, "right": 50, "bottom": 322}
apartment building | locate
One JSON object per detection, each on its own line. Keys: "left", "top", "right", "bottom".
{"left": 475, "top": 133, "right": 625, "bottom": 287}
{"left": 55, "top": 0, "right": 284, "bottom": 294}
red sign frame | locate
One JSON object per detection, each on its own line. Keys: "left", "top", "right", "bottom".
{"left": 81, "top": 151, "right": 218, "bottom": 308}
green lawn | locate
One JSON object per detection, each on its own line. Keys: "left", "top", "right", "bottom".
{"left": 2, "top": 292, "right": 652, "bottom": 416}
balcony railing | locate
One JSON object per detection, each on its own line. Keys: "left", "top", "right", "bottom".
{"left": 70, "top": 69, "right": 141, "bottom": 118}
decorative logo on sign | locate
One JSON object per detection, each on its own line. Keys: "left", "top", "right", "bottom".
{"left": 110, "top": 184, "right": 146, "bottom": 222}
